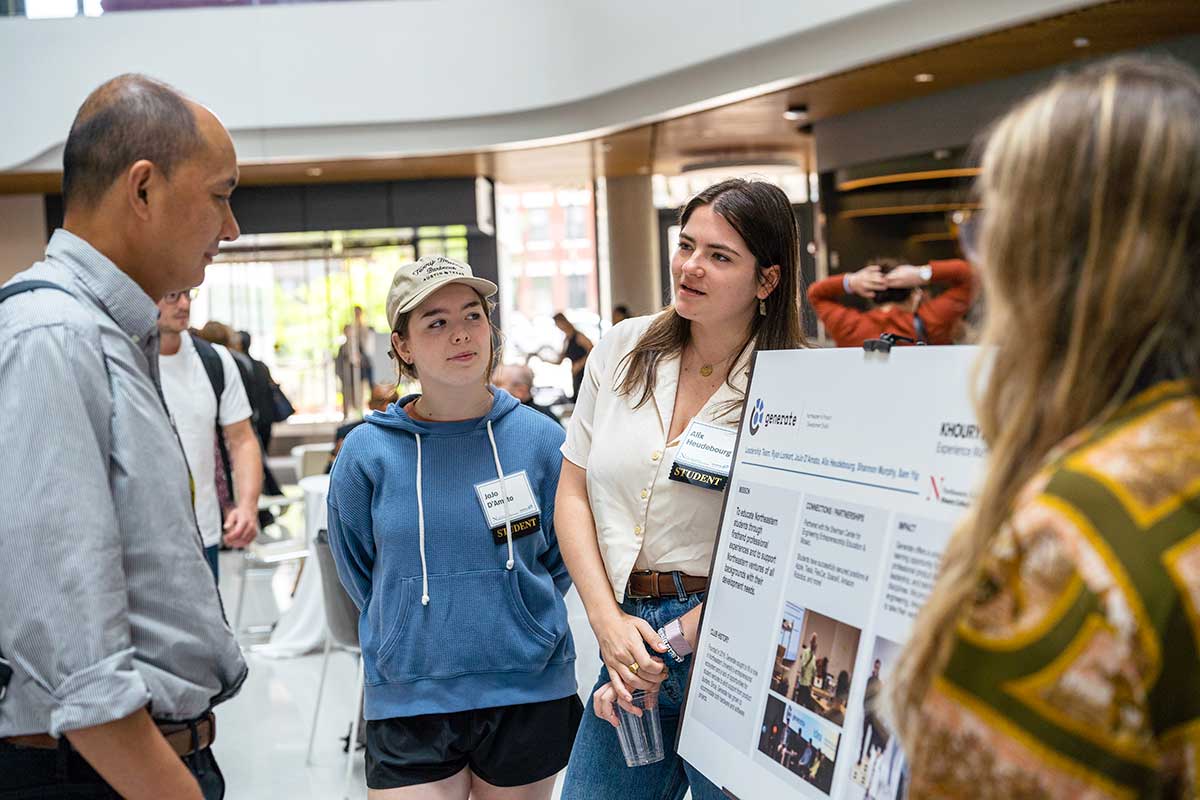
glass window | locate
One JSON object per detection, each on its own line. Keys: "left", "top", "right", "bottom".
{"left": 190, "top": 230, "right": 429, "bottom": 421}
{"left": 526, "top": 209, "right": 551, "bottom": 243}
{"left": 564, "top": 205, "right": 590, "bottom": 241}
{"left": 529, "top": 277, "right": 554, "bottom": 317}
{"left": 496, "top": 182, "right": 599, "bottom": 401}
{"left": 567, "top": 273, "right": 590, "bottom": 309}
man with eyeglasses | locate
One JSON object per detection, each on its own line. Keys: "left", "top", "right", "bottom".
{"left": 156, "top": 285, "right": 262, "bottom": 579}
{"left": 0, "top": 75, "right": 246, "bottom": 799}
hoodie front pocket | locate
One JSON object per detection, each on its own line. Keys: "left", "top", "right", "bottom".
{"left": 372, "top": 569, "right": 558, "bottom": 684}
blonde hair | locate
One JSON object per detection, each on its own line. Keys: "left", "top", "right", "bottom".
{"left": 889, "top": 57, "right": 1200, "bottom": 743}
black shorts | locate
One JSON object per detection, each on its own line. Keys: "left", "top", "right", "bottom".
{"left": 365, "top": 695, "right": 583, "bottom": 789}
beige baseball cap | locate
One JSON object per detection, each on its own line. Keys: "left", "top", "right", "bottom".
{"left": 385, "top": 256, "right": 498, "bottom": 329}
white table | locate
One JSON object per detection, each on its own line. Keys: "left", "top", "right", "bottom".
{"left": 255, "top": 474, "right": 330, "bottom": 658}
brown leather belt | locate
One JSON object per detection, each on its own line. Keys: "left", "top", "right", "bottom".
{"left": 3, "top": 712, "right": 215, "bottom": 758}
{"left": 626, "top": 570, "right": 707, "bottom": 599}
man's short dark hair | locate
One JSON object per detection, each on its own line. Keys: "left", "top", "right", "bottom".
{"left": 62, "top": 74, "right": 203, "bottom": 211}
{"left": 238, "top": 330, "right": 252, "bottom": 351}
{"left": 871, "top": 258, "right": 916, "bottom": 306}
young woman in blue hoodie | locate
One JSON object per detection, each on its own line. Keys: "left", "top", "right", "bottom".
{"left": 327, "top": 255, "right": 580, "bottom": 799}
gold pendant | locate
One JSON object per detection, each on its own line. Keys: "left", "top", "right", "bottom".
{"left": 700, "top": 364, "right": 713, "bottom": 377}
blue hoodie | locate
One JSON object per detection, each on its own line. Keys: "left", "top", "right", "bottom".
{"left": 327, "top": 388, "right": 575, "bottom": 720}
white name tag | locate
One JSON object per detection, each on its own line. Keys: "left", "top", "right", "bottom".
{"left": 473, "top": 470, "right": 542, "bottom": 542}
{"left": 669, "top": 420, "right": 737, "bottom": 491}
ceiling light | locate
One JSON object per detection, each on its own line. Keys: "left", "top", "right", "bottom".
{"left": 305, "top": 167, "right": 323, "bottom": 177}
{"left": 933, "top": 149, "right": 952, "bottom": 160}
{"left": 782, "top": 104, "right": 809, "bottom": 122}
{"left": 914, "top": 73, "right": 935, "bottom": 83}
{"left": 1073, "top": 37, "right": 1090, "bottom": 48}
{"left": 601, "top": 143, "right": 613, "bottom": 153}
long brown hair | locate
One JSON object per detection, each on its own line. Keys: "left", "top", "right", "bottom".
{"left": 616, "top": 178, "right": 808, "bottom": 415}
{"left": 889, "top": 57, "right": 1200, "bottom": 743}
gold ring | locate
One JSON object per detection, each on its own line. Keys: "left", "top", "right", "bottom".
{"left": 628, "top": 662, "right": 639, "bottom": 674}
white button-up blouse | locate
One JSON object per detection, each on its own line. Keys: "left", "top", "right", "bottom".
{"left": 561, "top": 314, "right": 751, "bottom": 601}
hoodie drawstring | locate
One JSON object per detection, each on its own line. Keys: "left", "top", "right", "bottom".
{"left": 415, "top": 433, "right": 430, "bottom": 606}
{"left": 414, "top": 421, "right": 515, "bottom": 606}
{"left": 486, "top": 420, "right": 516, "bottom": 571}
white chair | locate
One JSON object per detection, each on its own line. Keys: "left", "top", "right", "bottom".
{"left": 233, "top": 535, "right": 309, "bottom": 638}
{"left": 306, "top": 532, "right": 364, "bottom": 800}
{"left": 291, "top": 443, "right": 334, "bottom": 480}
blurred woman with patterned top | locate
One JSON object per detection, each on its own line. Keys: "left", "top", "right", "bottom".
{"left": 890, "top": 56, "right": 1200, "bottom": 798}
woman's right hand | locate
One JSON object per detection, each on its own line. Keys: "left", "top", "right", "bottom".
{"left": 591, "top": 608, "right": 669, "bottom": 701}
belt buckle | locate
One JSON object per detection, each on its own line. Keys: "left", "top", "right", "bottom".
{"left": 626, "top": 569, "right": 655, "bottom": 599}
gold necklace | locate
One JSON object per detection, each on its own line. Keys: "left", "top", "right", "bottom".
{"left": 690, "top": 341, "right": 743, "bottom": 378}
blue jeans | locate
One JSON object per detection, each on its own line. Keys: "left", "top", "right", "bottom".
{"left": 560, "top": 591, "right": 724, "bottom": 800}
{"left": 204, "top": 545, "right": 219, "bottom": 583}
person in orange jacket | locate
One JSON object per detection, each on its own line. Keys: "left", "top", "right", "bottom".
{"left": 808, "top": 258, "right": 976, "bottom": 347}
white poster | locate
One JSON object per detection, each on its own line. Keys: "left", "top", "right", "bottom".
{"left": 677, "top": 346, "right": 987, "bottom": 800}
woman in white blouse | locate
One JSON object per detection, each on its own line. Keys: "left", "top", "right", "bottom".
{"left": 556, "top": 179, "right": 809, "bottom": 799}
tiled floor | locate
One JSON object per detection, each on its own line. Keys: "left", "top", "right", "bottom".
{"left": 212, "top": 549, "right": 604, "bottom": 800}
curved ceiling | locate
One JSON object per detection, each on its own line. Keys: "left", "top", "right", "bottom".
{"left": 2, "top": 0, "right": 1092, "bottom": 173}
{"left": 5, "top": 0, "right": 1197, "bottom": 194}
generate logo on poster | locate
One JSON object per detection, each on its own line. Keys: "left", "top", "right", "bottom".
{"left": 748, "top": 399, "right": 797, "bottom": 437}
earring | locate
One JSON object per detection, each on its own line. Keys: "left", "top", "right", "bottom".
{"left": 759, "top": 299, "right": 767, "bottom": 316}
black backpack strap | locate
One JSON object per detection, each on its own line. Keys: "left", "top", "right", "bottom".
{"left": 191, "top": 334, "right": 226, "bottom": 403}
{"left": 0, "top": 280, "right": 72, "bottom": 305}
{"left": 190, "top": 334, "right": 235, "bottom": 503}
{"left": 913, "top": 312, "right": 929, "bottom": 345}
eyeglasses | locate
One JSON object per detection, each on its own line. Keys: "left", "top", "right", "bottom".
{"left": 951, "top": 208, "right": 983, "bottom": 264}
{"left": 163, "top": 288, "right": 200, "bottom": 304}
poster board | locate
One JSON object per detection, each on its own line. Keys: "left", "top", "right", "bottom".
{"left": 677, "top": 346, "right": 987, "bottom": 799}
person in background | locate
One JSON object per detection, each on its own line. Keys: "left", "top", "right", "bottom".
{"left": 353, "top": 304, "right": 376, "bottom": 389}
{"left": 233, "top": 330, "right": 284, "bottom": 497}
{"left": 890, "top": 57, "right": 1200, "bottom": 797}
{"left": 494, "top": 363, "right": 561, "bottom": 424}
{"left": 793, "top": 633, "right": 818, "bottom": 711}
{"left": 611, "top": 304, "right": 631, "bottom": 326}
{"left": 823, "top": 670, "right": 850, "bottom": 725}
{"left": 368, "top": 382, "right": 399, "bottom": 413}
{"left": 808, "top": 256, "right": 975, "bottom": 347}
{"left": 158, "top": 294, "right": 261, "bottom": 578}
{"left": 0, "top": 72, "right": 246, "bottom": 800}
{"left": 335, "top": 324, "right": 363, "bottom": 418}
{"left": 858, "top": 659, "right": 885, "bottom": 766}
{"left": 328, "top": 255, "right": 579, "bottom": 799}
{"left": 326, "top": 384, "right": 399, "bottom": 473}
{"left": 197, "top": 323, "right": 282, "bottom": 503}
{"left": 541, "top": 312, "right": 593, "bottom": 400}
{"left": 197, "top": 319, "right": 232, "bottom": 347}
{"left": 557, "top": 179, "right": 808, "bottom": 800}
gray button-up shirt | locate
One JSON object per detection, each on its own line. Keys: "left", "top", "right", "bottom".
{"left": 0, "top": 230, "right": 246, "bottom": 737}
